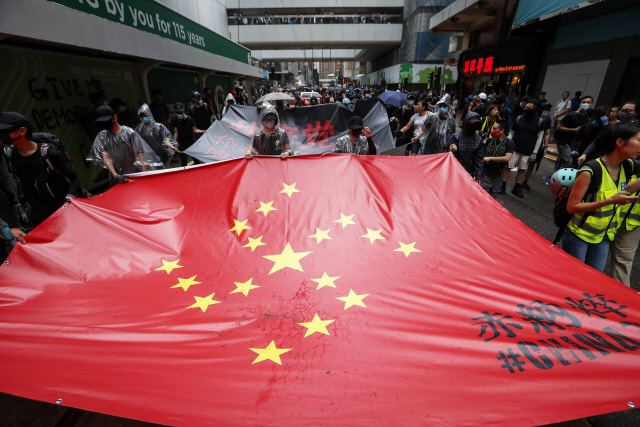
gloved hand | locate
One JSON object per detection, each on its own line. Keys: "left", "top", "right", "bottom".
{"left": 65, "top": 194, "right": 75, "bottom": 203}
{"left": 115, "top": 174, "right": 130, "bottom": 183}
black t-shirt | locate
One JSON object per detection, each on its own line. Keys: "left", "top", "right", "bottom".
{"left": 190, "top": 104, "right": 212, "bottom": 131}
{"left": 483, "top": 137, "right": 515, "bottom": 177}
{"left": 171, "top": 116, "right": 196, "bottom": 146}
{"left": 554, "top": 111, "right": 590, "bottom": 145}
{"left": 512, "top": 115, "right": 548, "bottom": 155}
{"left": 12, "top": 144, "right": 72, "bottom": 216}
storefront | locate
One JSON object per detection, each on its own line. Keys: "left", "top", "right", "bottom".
{"left": 458, "top": 37, "right": 534, "bottom": 98}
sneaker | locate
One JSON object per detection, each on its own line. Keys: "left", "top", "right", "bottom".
{"left": 543, "top": 176, "right": 551, "bottom": 181}
{"left": 522, "top": 182, "right": 531, "bottom": 191}
{"left": 511, "top": 186, "right": 524, "bottom": 198}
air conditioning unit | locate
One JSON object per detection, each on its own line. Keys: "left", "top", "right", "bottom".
{"left": 449, "top": 36, "right": 462, "bottom": 53}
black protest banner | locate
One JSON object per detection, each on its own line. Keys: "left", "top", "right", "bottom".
{"left": 185, "top": 99, "right": 395, "bottom": 162}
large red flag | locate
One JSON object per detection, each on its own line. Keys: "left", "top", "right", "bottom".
{"left": 0, "top": 154, "right": 639, "bottom": 426}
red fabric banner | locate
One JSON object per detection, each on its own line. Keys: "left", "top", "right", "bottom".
{"left": 1, "top": 154, "right": 639, "bottom": 426}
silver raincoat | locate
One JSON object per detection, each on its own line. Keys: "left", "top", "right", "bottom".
{"left": 135, "top": 104, "right": 178, "bottom": 163}
{"left": 249, "top": 103, "right": 292, "bottom": 156}
{"left": 222, "top": 93, "right": 235, "bottom": 117}
{"left": 87, "top": 126, "right": 164, "bottom": 174}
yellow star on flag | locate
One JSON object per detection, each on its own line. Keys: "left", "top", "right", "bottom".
{"left": 299, "top": 313, "right": 335, "bottom": 337}
{"left": 250, "top": 341, "right": 292, "bottom": 365}
{"left": 256, "top": 201, "right": 277, "bottom": 217}
{"left": 171, "top": 275, "right": 201, "bottom": 292}
{"left": 263, "top": 243, "right": 312, "bottom": 275}
{"left": 155, "top": 259, "right": 183, "bottom": 275}
{"left": 394, "top": 242, "right": 421, "bottom": 257}
{"left": 309, "top": 228, "right": 332, "bottom": 244}
{"left": 187, "top": 293, "right": 221, "bottom": 312}
{"left": 334, "top": 213, "right": 356, "bottom": 229}
{"left": 230, "top": 278, "right": 260, "bottom": 297}
{"left": 243, "top": 236, "right": 266, "bottom": 252}
{"left": 361, "top": 228, "right": 385, "bottom": 244}
{"left": 280, "top": 183, "right": 300, "bottom": 198}
{"left": 311, "top": 272, "right": 340, "bottom": 290}
{"left": 337, "top": 289, "right": 369, "bottom": 310}
{"left": 229, "top": 219, "right": 250, "bottom": 236}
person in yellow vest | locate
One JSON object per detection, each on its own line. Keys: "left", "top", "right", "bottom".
{"left": 564, "top": 122, "right": 640, "bottom": 272}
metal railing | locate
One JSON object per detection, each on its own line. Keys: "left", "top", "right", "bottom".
{"left": 228, "top": 14, "right": 402, "bottom": 25}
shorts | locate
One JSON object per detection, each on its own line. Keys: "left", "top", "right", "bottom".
{"left": 480, "top": 174, "right": 502, "bottom": 194}
{"left": 507, "top": 151, "right": 530, "bottom": 170}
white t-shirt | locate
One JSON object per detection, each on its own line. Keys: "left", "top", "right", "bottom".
{"left": 410, "top": 112, "right": 432, "bottom": 136}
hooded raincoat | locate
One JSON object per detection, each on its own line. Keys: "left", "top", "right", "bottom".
{"left": 135, "top": 104, "right": 178, "bottom": 163}
{"left": 416, "top": 94, "right": 457, "bottom": 155}
{"left": 446, "top": 112, "right": 484, "bottom": 180}
{"left": 87, "top": 125, "right": 164, "bottom": 175}
{"left": 222, "top": 93, "right": 235, "bottom": 117}
{"left": 249, "top": 104, "right": 292, "bottom": 156}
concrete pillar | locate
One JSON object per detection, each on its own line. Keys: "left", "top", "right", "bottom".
{"left": 244, "top": 77, "right": 260, "bottom": 106}
{"left": 134, "top": 59, "right": 163, "bottom": 104}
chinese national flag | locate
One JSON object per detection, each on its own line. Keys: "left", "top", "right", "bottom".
{"left": 1, "top": 154, "right": 639, "bottom": 426}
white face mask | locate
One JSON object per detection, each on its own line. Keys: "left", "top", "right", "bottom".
{"left": 407, "top": 100, "right": 414, "bottom": 106}
{"left": 178, "top": 114, "right": 185, "bottom": 120}
{"left": 263, "top": 120, "right": 275, "bottom": 129}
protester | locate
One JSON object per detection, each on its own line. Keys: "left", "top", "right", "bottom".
{"left": 553, "top": 95, "right": 594, "bottom": 170}
{"left": 135, "top": 104, "right": 179, "bottom": 166}
{"left": 392, "top": 94, "right": 416, "bottom": 153}
{"left": 504, "top": 90, "right": 516, "bottom": 110}
{"left": 501, "top": 101, "right": 549, "bottom": 197}
{"left": 564, "top": 122, "right": 640, "bottom": 272}
{"left": 570, "top": 91, "right": 583, "bottom": 112}
{"left": 447, "top": 112, "right": 484, "bottom": 181}
{"left": 149, "top": 89, "right": 171, "bottom": 128}
{"left": 521, "top": 102, "right": 552, "bottom": 191}
{"left": 0, "top": 183, "right": 24, "bottom": 244}
{"left": 332, "top": 116, "right": 376, "bottom": 155}
{"left": 87, "top": 106, "right": 163, "bottom": 186}
{"left": 399, "top": 98, "right": 431, "bottom": 149}
{"left": 188, "top": 91, "right": 215, "bottom": 138}
{"left": 609, "top": 105, "right": 619, "bottom": 124}
{"left": 539, "top": 92, "right": 547, "bottom": 102}
{"left": 202, "top": 87, "right": 219, "bottom": 120}
{"left": 222, "top": 94, "right": 235, "bottom": 117}
{"left": 0, "top": 112, "right": 82, "bottom": 227}
{"left": 575, "top": 105, "right": 611, "bottom": 162}
{"left": 481, "top": 121, "right": 514, "bottom": 198}
{"left": 512, "top": 95, "right": 529, "bottom": 120}
{"left": 171, "top": 103, "right": 205, "bottom": 166}
{"left": 411, "top": 94, "right": 456, "bottom": 155}
{"left": 480, "top": 104, "right": 500, "bottom": 140}
{"left": 553, "top": 91, "right": 572, "bottom": 128}
{"left": 245, "top": 103, "right": 293, "bottom": 159}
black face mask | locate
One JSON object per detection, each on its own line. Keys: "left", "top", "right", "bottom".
{"left": 0, "top": 129, "right": 20, "bottom": 146}
{"left": 523, "top": 108, "right": 536, "bottom": 119}
{"left": 619, "top": 112, "right": 639, "bottom": 123}
{"left": 351, "top": 129, "right": 363, "bottom": 137}
{"left": 99, "top": 119, "right": 115, "bottom": 131}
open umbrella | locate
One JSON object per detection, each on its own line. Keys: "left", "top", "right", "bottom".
{"left": 377, "top": 90, "right": 407, "bottom": 107}
{"left": 255, "top": 92, "right": 296, "bottom": 105}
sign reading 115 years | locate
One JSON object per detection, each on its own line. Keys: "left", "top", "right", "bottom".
{"left": 47, "top": 0, "right": 251, "bottom": 64}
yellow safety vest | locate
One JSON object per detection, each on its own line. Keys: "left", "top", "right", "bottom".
{"left": 481, "top": 117, "right": 495, "bottom": 139}
{"left": 568, "top": 158, "right": 629, "bottom": 243}
{"left": 621, "top": 174, "right": 640, "bottom": 231}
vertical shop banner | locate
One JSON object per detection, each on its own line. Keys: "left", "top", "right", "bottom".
{"left": 1, "top": 154, "right": 639, "bottom": 426}
{"left": 46, "top": 0, "right": 251, "bottom": 63}
{"left": 0, "top": 48, "right": 142, "bottom": 188}
{"left": 186, "top": 100, "right": 395, "bottom": 163}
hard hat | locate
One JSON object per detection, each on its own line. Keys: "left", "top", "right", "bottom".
{"left": 550, "top": 168, "right": 579, "bottom": 197}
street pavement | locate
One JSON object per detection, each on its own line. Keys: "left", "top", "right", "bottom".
{"left": 1, "top": 157, "right": 640, "bottom": 427}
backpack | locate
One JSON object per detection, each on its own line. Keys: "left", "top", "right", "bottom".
{"left": 551, "top": 158, "right": 634, "bottom": 244}
{"left": 515, "top": 115, "right": 544, "bottom": 132}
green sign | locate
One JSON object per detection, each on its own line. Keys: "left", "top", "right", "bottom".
{"left": 0, "top": 47, "right": 143, "bottom": 188}
{"left": 47, "top": 0, "right": 251, "bottom": 64}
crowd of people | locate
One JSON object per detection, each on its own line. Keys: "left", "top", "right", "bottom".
{"left": 228, "top": 12, "right": 400, "bottom": 25}
{"left": 2, "top": 83, "right": 640, "bottom": 288}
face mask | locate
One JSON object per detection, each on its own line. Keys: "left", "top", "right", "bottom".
{"left": 198, "top": 100, "right": 204, "bottom": 106}
{"left": 490, "top": 130, "right": 502, "bottom": 138}
{"left": 178, "top": 114, "right": 185, "bottom": 120}
{"left": 351, "top": 129, "right": 363, "bottom": 137}
{"left": 580, "top": 103, "right": 590, "bottom": 111}
{"left": 99, "top": 119, "right": 115, "bottom": 131}
{"left": 407, "top": 100, "right": 414, "bottom": 106}
{"left": 0, "top": 130, "right": 19, "bottom": 146}
{"left": 142, "top": 117, "right": 151, "bottom": 124}
{"left": 619, "top": 112, "right": 638, "bottom": 123}
{"left": 438, "top": 107, "right": 449, "bottom": 116}
{"left": 120, "top": 106, "right": 126, "bottom": 113}
{"left": 263, "top": 120, "right": 275, "bottom": 129}
{"left": 524, "top": 108, "right": 536, "bottom": 119}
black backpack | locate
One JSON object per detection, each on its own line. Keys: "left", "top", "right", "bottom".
{"left": 552, "top": 159, "right": 634, "bottom": 244}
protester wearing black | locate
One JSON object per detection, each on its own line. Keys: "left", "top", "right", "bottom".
{"left": 554, "top": 96, "right": 593, "bottom": 170}
{"left": 481, "top": 121, "right": 514, "bottom": 198}
{"left": 171, "top": 103, "right": 205, "bottom": 166}
{"left": 447, "top": 112, "right": 484, "bottom": 180}
{"left": 189, "top": 91, "right": 214, "bottom": 139}
{"left": 570, "top": 91, "right": 583, "bottom": 112}
{"left": 392, "top": 95, "right": 416, "bottom": 152}
{"left": 0, "top": 112, "right": 81, "bottom": 228}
